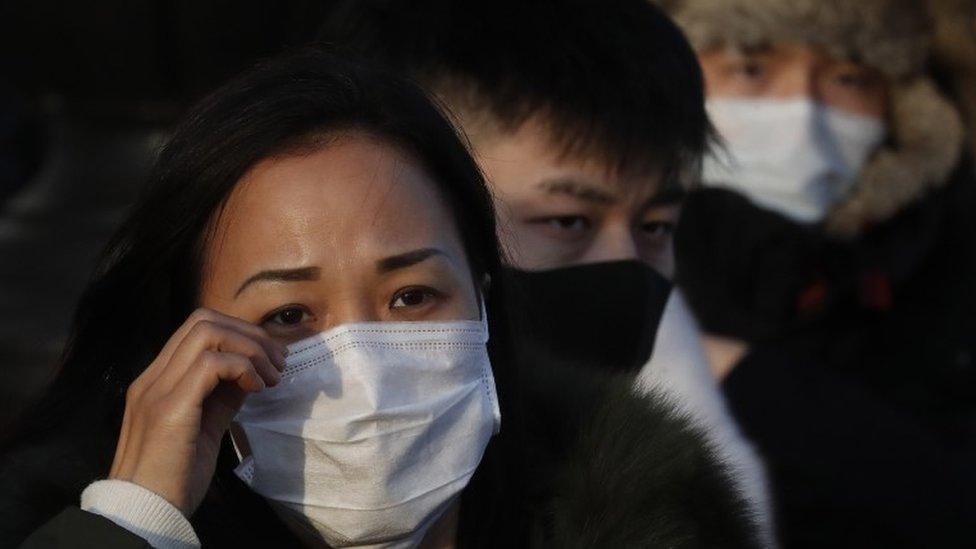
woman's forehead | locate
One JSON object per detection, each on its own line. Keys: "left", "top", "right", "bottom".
{"left": 203, "top": 135, "right": 465, "bottom": 281}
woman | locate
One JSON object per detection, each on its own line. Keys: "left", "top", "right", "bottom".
{"left": 3, "top": 51, "right": 760, "bottom": 547}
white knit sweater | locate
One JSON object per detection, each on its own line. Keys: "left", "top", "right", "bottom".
{"left": 81, "top": 480, "right": 200, "bottom": 549}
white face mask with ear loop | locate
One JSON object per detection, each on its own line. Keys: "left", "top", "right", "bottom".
{"left": 230, "top": 303, "right": 500, "bottom": 549}
{"left": 702, "top": 97, "right": 888, "bottom": 223}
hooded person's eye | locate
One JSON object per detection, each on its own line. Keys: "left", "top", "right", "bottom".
{"left": 732, "top": 59, "right": 766, "bottom": 80}
{"left": 834, "top": 71, "right": 873, "bottom": 89}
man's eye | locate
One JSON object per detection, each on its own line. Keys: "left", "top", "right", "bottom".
{"left": 390, "top": 287, "right": 439, "bottom": 309}
{"left": 641, "top": 221, "right": 675, "bottom": 238}
{"left": 266, "top": 306, "right": 310, "bottom": 326}
{"left": 544, "top": 216, "right": 590, "bottom": 232}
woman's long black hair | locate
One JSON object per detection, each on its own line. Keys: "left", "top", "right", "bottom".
{"left": 1, "top": 50, "right": 525, "bottom": 546}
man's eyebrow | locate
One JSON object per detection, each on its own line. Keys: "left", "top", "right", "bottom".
{"left": 235, "top": 266, "right": 321, "bottom": 298}
{"left": 377, "top": 248, "right": 448, "bottom": 273}
{"left": 536, "top": 178, "right": 617, "bottom": 205}
{"left": 645, "top": 184, "right": 685, "bottom": 208}
{"left": 736, "top": 43, "right": 774, "bottom": 56}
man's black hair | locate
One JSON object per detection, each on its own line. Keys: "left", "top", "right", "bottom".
{"left": 319, "top": 0, "right": 712, "bottom": 186}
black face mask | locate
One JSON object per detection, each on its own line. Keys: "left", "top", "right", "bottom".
{"left": 501, "top": 261, "right": 672, "bottom": 374}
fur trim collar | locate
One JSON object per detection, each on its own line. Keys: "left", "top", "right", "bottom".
{"left": 826, "top": 78, "right": 965, "bottom": 235}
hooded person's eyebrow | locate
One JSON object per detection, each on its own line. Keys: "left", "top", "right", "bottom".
{"left": 235, "top": 266, "right": 321, "bottom": 297}
{"left": 735, "top": 43, "right": 774, "bottom": 56}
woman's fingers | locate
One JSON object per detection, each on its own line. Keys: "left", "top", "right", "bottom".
{"left": 203, "top": 310, "right": 289, "bottom": 367}
{"left": 158, "top": 319, "right": 284, "bottom": 391}
{"left": 107, "top": 351, "right": 261, "bottom": 515}
{"left": 109, "top": 309, "right": 289, "bottom": 517}
{"left": 138, "top": 309, "right": 221, "bottom": 384}
{"left": 176, "top": 351, "right": 266, "bottom": 413}
{"left": 138, "top": 308, "right": 287, "bottom": 389}
{"left": 202, "top": 384, "right": 251, "bottom": 441}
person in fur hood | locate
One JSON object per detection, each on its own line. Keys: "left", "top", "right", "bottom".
{"left": 657, "top": 0, "right": 976, "bottom": 546}
{"left": 1, "top": 51, "right": 763, "bottom": 548}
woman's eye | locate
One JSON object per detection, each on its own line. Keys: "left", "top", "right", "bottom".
{"left": 390, "top": 287, "right": 439, "bottom": 310}
{"left": 266, "top": 306, "right": 311, "bottom": 326}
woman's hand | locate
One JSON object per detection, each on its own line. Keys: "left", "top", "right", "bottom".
{"left": 108, "top": 308, "right": 287, "bottom": 516}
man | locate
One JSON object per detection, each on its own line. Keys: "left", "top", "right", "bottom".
{"left": 662, "top": 0, "right": 976, "bottom": 545}
{"left": 320, "top": 0, "right": 775, "bottom": 545}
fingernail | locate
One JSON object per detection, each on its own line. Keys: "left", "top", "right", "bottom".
{"left": 270, "top": 369, "right": 281, "bottom": 386}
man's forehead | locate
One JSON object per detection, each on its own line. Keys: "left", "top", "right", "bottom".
{"left": 536, "top": 179, "right": 617, "bottom": 204}
{"left": 533, "top": 171, "right": 664, "bottom": 205}
{"left": 724, "top": 42, "right": 851, "bottom": 63}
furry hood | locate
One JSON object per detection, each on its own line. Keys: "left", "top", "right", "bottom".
{"left": 661, "top": 0, "right": 966, "bottom": 236}
{"left": 929, "top": 0, "right": 976, "bottom": 158}
{"left": 669, "top": 0, "right": 929, "bottom": 79}
{"left": 518, "top": 358, "right": 767, "bottom": 547}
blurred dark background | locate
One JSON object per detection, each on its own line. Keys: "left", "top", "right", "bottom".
{"left": 0, "top": 0, "right": 336, "bottom": 430}
{"left": 2, "top": 0, "right": 973, "bottom": 438}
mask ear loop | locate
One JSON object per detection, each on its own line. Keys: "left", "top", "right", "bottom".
{"left": 229, "top": 423, "right": 258, "bottom": 483}
{"left": 474, "top": 290, "right": 501, "bottom": 432}
{"left": 478, "top": 274, "right": 491, "bottom": 323}
{"left": 478, "top": 294, "right": 488, "bottom": 325}
{"left": 474, "top": 269, "right": 490, "bottom": 327}
{"left": 228, "top": 422, "right": 252, "bottom": 464}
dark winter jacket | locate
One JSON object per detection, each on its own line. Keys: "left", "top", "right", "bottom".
{"left": 675, "top": 163, "right": 976, "bottom": 548}
{"left": 10, "top": 357, "right": 762, "bottom": 547}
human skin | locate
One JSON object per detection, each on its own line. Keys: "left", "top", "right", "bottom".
{"left": 108, "top": 133, "right": 480, "bottom": 547}
{"left": 473, "top": 116, "right": 680, "bottom": 277}
{"left": 698, "top": 43, "right": 888, "bottom": 117}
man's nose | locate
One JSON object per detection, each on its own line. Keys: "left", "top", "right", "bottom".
{"left": 582, "top": 225, "right": 640, "bottom": 264}
{"left": 776, "top": 65, "right": 819, "bottom": 101}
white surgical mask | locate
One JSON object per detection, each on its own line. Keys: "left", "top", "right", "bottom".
{"left": 232, "top": 312, "right": 500, "bottom": 548}
{"left": 703, "top": 97, "right": 887, "bottom": 223}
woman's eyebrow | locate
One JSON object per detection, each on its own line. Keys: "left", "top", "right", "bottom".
{"left": 377, "top": 248, "right": 448, "bottom": 273}
{"left": 235, "top": 266, "right": 321, "bottom": 298}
